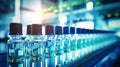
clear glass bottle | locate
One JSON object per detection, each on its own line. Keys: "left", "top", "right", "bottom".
{"left": 63, "top": 26, "right": 71, "bottom": 64}
{"left": 91, "top": 30, "right": 96, "bottom": 51}
{"left": 24, "top": 25, "right": 32, "bottom": 67}
{"left": 31, "top": 24, "right": 45, "bottom": 67}
{"left": 82, "top": 29, "right": 90, "bottom": 55}
{"left": 76, "top": 28, "right": 80, "bottom": 58}
{"left": 76, "top": 28, "right": 85, "bottom": 57}
{"left": 44, "top": 25, "right": 56, "bottom": 67}
{"left": 70, "top": 27, "right": 78, "bottom": 61}
{"left": 55, "top": 26, "right": 64, "bottom": 67}
{"left": 87, "top": 29, "right": 94, "bottom": 53}
{"left": 7, "top": 23, "right": 25, "bottom": 67}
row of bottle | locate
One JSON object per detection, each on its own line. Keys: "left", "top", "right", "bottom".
{"left": 7, "top": 23, "right": 117, "bottom": 67}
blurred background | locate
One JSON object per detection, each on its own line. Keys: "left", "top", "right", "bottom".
{"left": 0, "top": 0, "right": 120, "bottom": 66}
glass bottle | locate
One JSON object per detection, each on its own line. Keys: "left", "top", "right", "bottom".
{"left": 7, "top": 23, "right": 25, "bottom": 67}
{"left": 31, "top": 24, "right": 45, "bottom": 67}
{"left": 76, "top": 28, "right": 85, "bottom": 57}
{"left": 44, "top": 25, "right": 56, "bottom": 67}
{"left": 55, "top": 26, "right": 64, "bottom": 67}
{"left": 70, "top": 27, "right": 77, "bottom": 61}
{"left": 24, "top": 25, "right": 32, "bottom": 67}
{"left": 63, "top": 26, "right": 71, "bottom": 64}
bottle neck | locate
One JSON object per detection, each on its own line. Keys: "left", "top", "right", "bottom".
{"left": 32, "top": 35, "right": 42, "bottom": 38}
{"left": 26, "top": 34, "right": 31, "bottom": 37}
{"left": 31, "top": 35, "right": 46, "bottom": 41}
{"left": 46, "top": 35, "right": 54, "bottom": 39}
{"left": 25, "top": 34, "right": 32, "bottom": 39}
{"left": 9, "top": 35, "right": 22, "bottom": 39}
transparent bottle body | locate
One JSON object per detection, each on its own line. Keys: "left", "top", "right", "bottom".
{"left": 44, "top": 35, "right": 56, "bottom": 67}
{"left": 7, "top": 35, "right": 25, "bottom": 67}
{"left": 31, "top": 35, "right": 45, "bottom": 67}
{"left": 24, "top": 35, "right": 32, "bottom": 58}
{"left": 55, "top": 35, "right": 64, "bottom": 55}
{"left": 71, "top": 35, "right": 78, "bottom": 50}
{"left": 77, "top": 34, "right": 85, "bottom": 57}
{"left": 63, "top": 34, "right": 71, "bottom": 64}
{"left": 45, "top": 35, "right": 55, "bottom": 58}
{"left": 63, "top": 35, "right": 71, "bottom": 53}
{"left": 77, "top": 34, "right": 84, "bottom": 49}
{"left": 70, "top": 34, "right": 78, "bottom": 61}
{"left": 55, "top": 35, "right": 64, "bottom": 67}
{"left": 24, "top": 35, "right": 32, "bottom": 67}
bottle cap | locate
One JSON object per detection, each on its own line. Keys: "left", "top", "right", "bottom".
{"left": 45, "top": 25, "right": 54, "bottom": 35}
{"left": 77, "top": 28, "right": 83, "bottom": 34}
{"left": 9, "top": 23, "right": 22, "bottom": 35}
{"left": 55, "top": 26, "right": 62, "bottom": 35}
{"left": 70, "top": 27, "right": 75, "bottom": 34}
{"left": 63, "top": 27, "right": 69, "bottom": 34}
{"left": 82, "top": 29, "right": 89, "bottom": 34}
{"left": 27, "top": 25, "right": 32, "bottom": 34}
{"left": 32, "top": 24, "right": 42, "bottom": 35}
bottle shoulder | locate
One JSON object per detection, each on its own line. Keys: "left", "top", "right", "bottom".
{"left": 7, "top": 38, "right": 24, "bottom": 43}
{"left": 24, "top": 37, "right": 32, "bottom": 41}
